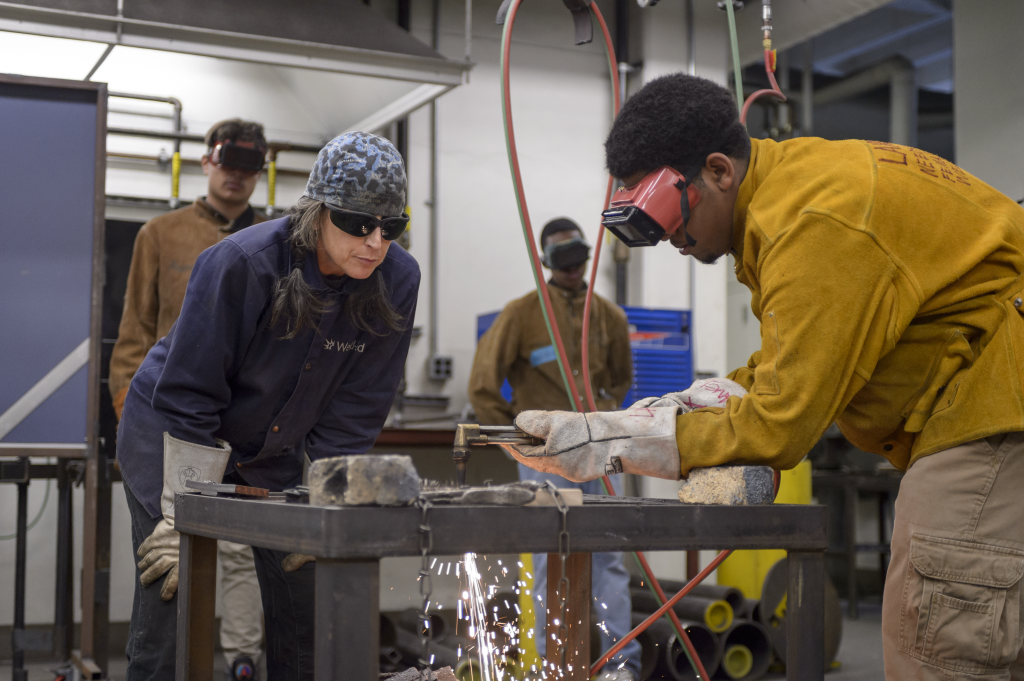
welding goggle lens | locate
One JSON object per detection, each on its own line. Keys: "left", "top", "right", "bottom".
{"left": 328, "top": 207, "right": 410, "bottom": 241}
{"left": 543, "top": 237, "right": 591, "bottom": 270}
{"left": 600, "top": 206, "right": 666, "bottom": 247}
{"left": 210, "top": 142, "right": 266, "bottom": 174}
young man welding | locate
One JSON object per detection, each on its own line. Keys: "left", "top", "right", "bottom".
{"left": 507, "top": 73, "right": 1024, "bottom": 678}
{"left": 468, "top": 218, "right": 639, "bottom": 681}
{"left": 110, "top": 119, "right": 268, "bottom": 681}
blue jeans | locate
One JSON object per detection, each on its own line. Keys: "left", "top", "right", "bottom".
{"left": 123, "top": 483, "right": 316, "bottom": 681}
{"left": 518, "top": 464, "right": 642, "bottom": 677}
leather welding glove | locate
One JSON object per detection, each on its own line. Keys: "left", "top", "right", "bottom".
{"left": 136, "top": 433, "right": 231, "bottom": 601}
{"left": 628, "top": 377, "right": 748, "bottom": 411}
{"left": 508, "top": 406, "right": 684, "bottom": 482}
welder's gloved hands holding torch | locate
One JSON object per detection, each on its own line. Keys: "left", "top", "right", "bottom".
{"left": 136, "top": 433, "right": 231, "bottom": 601}
{"left": 508, "top": 378, "right": 748, "bottom": 483}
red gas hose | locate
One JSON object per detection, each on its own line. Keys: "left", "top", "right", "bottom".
{"left": 739, "top": 48, "right": 787, "bottom": 125}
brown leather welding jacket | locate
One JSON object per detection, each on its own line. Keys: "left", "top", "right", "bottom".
{"left": 108, "top": 199, "right": 265, "bottom": 416}
{"left": 468, "top": 283, "right": 634, "bottom": 426}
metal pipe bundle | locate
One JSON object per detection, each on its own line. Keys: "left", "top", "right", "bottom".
{"left": 630, "top": 613, "right": 720, "bottom": 681}
{"left": 631, "top": 587, "right": 733, "bottom": 633}
{"left": 632, "top": 576, "right": 747, "bottom": 619}
{"left": 714, "top": 621, "right": 772, "bottom": 681}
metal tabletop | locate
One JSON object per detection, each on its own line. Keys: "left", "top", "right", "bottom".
{"left": 173, "top": 493, "right": 828, "bottom": 681}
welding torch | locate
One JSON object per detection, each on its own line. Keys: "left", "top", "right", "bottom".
{"left": 452, "top": 424, "right": 543, "bottom": 488}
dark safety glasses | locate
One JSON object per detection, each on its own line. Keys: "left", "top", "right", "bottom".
{"left": 327, "top": 207, "right": 410, "bottom": 241}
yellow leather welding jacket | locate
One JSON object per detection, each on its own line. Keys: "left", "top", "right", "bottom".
{"left": 676, "top": 137, "right": 1024, "bottom": 474}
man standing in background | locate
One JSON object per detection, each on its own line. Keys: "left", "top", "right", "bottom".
{"left": 468, "top": 218, "right": 639, "bottom": 681}
{"left": 110, "top": 119, "right": 268, "bottom": 681}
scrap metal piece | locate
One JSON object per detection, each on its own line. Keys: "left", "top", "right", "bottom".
{"left": 184, "top": 480, "right": 269, "bottom": 498}
{"left": 678, "top": 466, "right": 775, "bottom": 505}
{"left": 309, "top": 454, "right": 419, "bottom": 507}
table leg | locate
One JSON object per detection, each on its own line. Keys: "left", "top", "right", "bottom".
{"left": 175, "top": 532, "right": 217, "bottom": 681}
{"left": 786, "top": 551, "right": 824, "bottom": 681}
{"left": 844, "top": 483, "right": 858, "bottom": 619}
{"left": 315, "top": 559, "right": 380, "bottom": 681}
{"left": 546, "top": 552, "right": 591, "bottom": 681}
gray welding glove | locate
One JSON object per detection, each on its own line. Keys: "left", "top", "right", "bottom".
{"left": 628, "top": 377, "right": 748, "bottom": 411}
{"left": 137, "top": 433, "right": 231, "bottom": 601}
{"left": 508, "top": 406, "right": 684, "bottom": 482}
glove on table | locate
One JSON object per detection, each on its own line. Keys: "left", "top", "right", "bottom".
{"left": 628, "top": 377, "right": 748, "bottom": 411}
{"left": 509, "top": 406, "right": 683, "bottom": 482}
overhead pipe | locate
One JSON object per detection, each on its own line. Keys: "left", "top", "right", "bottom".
{"left": 811, "top": 56, "right": 917, "bottom": 146}
{"left": 109, "top": 92, "right": 184, "bottom": 206}
{"left": 801, "top": 41, "right": 813, "bottom": 136}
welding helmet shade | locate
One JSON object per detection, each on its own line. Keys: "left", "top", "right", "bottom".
{"left": 542, "top": 236, "right": 591, "bottom": 270}
{"left": 601, "top": 166, "right": 701, "bottom": 247}
{"left": 210, "top": 141, "right": 266, "bottom": 173}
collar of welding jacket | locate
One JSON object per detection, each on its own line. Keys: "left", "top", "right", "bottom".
{"left": 730, "top": 137, "right": 765, "bottom": 264}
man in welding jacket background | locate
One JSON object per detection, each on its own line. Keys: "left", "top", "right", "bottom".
{"left": 507, "top": 73, "right": 1024, "bottom": 679}
{"left": 109, "top": 119, "right": 268, "bottom": 681}
{"left": 468, "top": 218, "right": 640, "bottom": 681}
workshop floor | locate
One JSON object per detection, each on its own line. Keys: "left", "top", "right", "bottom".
{"left": 1, "top": 604, "right": 883, "bottom": 680}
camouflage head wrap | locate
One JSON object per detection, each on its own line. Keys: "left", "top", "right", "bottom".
{"left": 303, "top": 131, "right": 407, "bottom": 217}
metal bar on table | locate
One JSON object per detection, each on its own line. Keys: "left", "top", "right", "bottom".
{"left": 786, "top": 551, "right": 825, "bottom": 680}
{"left": 315, "top": 559, "right": 380, "bottom": 681}
{"left": 54, "top": 458, "right": 75, "bottom": 661}
{"left": 175, "top": 533, "right": 218, "bottom": 681}
{"left": 12, "top": 462, "right": 29, "bottom": 681}
{"left": 174, "top": 496, "right": 828, "bottom": 558}
{"left": 546, "top": 553, "right": 591, "bottom": 680}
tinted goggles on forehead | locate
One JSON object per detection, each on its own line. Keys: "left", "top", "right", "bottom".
{"left": 209, "top": 141, "right": 266, "bottom": 173}
{"left": 327, "top": 206, "right": 410, "bottom": 241}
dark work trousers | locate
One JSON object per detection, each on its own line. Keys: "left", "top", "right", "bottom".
{"left": 124, "top": 483, "right": 316, "bottom": 681}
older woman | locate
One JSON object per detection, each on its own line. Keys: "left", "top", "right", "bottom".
{"left": 116, "top": 132, "right": 420, "bottom": 681}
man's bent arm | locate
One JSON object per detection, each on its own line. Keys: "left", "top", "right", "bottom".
{"left": 676, "top": 216, "right": 898, "bottom": 474}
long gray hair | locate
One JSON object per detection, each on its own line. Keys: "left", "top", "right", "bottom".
{"left": 270, "top": 196, "right": 405, "bottom": 339}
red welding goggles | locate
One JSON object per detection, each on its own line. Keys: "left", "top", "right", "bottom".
{"left": 209, "top": 140, "right": 266, "bottom": 174}
{"left": 600, "top": 166, "right": 702, "bottom": 247}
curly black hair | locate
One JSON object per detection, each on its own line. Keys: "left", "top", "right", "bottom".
{"left": 205, "top": 118, "right": 268, "bottom": 154}
{"left": 605, "top": 73, "right": 750, "bottom": 180}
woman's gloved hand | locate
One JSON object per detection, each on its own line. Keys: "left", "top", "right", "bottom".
{"left": 506, "top": 406, "right": 684, "bottom": 482}
{"left": 137, "top": 517, "right": 180, "bottom": 601}
{"left": 627, "top": 377, "right": 748, "bottom": 411}
{"left": 282, "top": 554, "right": 316, "bottom": 572}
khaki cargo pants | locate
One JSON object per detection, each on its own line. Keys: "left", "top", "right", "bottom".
{"left": 883, "top": 432, "right": 1024, "bottom": 679}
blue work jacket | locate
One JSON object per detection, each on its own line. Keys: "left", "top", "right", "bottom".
{"left": 116, "top": 217, "right": 420, "bottom": 518}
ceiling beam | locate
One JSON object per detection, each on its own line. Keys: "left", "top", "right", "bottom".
{"left": 0, "top": 2, "right": 470, "bottom": 85}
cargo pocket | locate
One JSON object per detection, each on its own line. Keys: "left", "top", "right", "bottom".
{"left": 899, "top": 534, "right": 1024, "bottom": 673}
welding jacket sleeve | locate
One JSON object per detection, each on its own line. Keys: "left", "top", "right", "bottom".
{"left": 468, "top": 306, "right": 520, "bottom": 426}
{"left": 675, "top": 214, "right": 898, "bottom": 474}
{"left": 304, "top": 285, "right": 419, "bottom": 461}
{"left": 108, "top": 225, "right": 161, "bottom": 416}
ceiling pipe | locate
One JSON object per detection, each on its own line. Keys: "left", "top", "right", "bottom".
{"left": 813, "top": 55, "right": 917, "bottom": 146}
{"left": 773, "top": 56, "right": 919, "bottom": 147}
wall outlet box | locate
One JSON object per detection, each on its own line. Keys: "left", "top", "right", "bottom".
{"left": 428, "top": 355, "right": 453, "bottom": 381}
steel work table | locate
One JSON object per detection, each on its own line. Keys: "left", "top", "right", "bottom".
{"left": 174, "top": 493, "right": 828, "bottom": 681}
